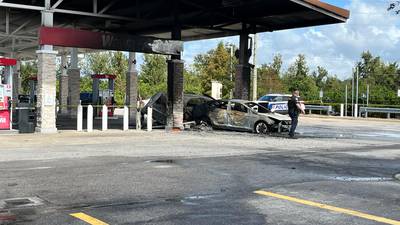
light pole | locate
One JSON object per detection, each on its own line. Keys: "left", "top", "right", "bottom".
{"left": 351, "top": 68, "right": 354, "bottom": 117}
{"left": 228, "top": 44, "right": 234, "bottom": 99}
{"left": 345, "top": 84, "right": 348, "bottom": 116}
{"left": 252, "top": 33, "right": 258, "bottom": 101}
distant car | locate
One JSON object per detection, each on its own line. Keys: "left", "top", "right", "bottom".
{"left": 193, "top": 99, "right": 292, "bottom": 134}
{"left": 257, "top": 94, "right": 305, "bottom": 114}
{"left": 141, "top": 92, "right": 214, "bottom": 126}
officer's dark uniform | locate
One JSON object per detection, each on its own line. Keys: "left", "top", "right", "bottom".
{"left": 288, "top": 95, "right": 300, "bottom": 137}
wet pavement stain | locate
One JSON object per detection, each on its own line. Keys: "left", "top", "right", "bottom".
{"left": 148, "top": 159, "right": 176, "bottom": 164}
{"left": 333, "top": 176, "right": 393, "bottom": 182}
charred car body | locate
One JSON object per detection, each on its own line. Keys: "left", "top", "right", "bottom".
{"left": 141, "top": 92, "right": 214, "bottom": 126}
{"left": 193, "top": 99, "right": 292, "bottom": 134}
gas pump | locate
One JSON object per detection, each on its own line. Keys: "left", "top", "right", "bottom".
{"left": 0, "top": 57, "right": 16, "bottom": 130}
{"left": 91, "top": 74, "right": 116, "bottom": 117}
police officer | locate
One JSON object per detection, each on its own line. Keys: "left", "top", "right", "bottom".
{"left": 288, "top": 88, "right": 305, "bottom": 138}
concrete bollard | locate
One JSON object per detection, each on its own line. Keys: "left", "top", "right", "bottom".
{"left": 87, "top": 105, "right": 93, "bottom": 132}
{"left": 77, "top": 104, "right": 83, "bottom": 132}
{"left": 340, "top": 104, "right": 344, "bottom": 117}
{"left": 136, "top": 109, "right": 142, "bottom": 130}
{"left": 354, "top": 104, "right": 358, "bottom": 118}
{"left": 147, "top": 107, "right": 152, "bottom": 132}
{"left": 102, "top": 105, "right": 108, "bottom": 131}
{"left": 123, "top": 106, "right": 129, "bottom": 131}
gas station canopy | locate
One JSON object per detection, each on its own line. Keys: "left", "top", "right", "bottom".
{"left": 0, "top": 0, "right": 349, "bottom": 58}
{"left": 0, "top": 57, "right": 17, "bottom": 66}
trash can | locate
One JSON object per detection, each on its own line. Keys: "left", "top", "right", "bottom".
{"left": 17, "top": 103, "right": 35, "bottom": 133}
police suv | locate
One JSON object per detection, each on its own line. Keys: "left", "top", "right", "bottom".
{"left": 256, "top": 94, "right": 292, "bottom": 114}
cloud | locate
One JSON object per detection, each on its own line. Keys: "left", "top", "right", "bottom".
{"left": 181, "top": 0, "right": 400, "bottom": 80}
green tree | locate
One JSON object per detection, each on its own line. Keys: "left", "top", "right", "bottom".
{"left": 356, "top": 51, "right": 400, "bottom": 105}
{"left": 138, "top": 54, "right": 167, "bottom": 98}
{"left": 312, "top": 66, "right": 328, "bottom": 89}
{"left": 323, "top": 76, "right": 344, "bottom": 103}
{"left": 81, "top": 51, "right": 128, "bottom": 105}
{"left": 194, "top": 42, "right": 238, "bottom": 98}
{"left": 282, "top": 54, "right": 319, "bottom": 100}
{"left": 184, "top": 68, "right": 202, "bottom": 95}
{"left": 257, "top": 54, "right": 284, "bottom": 96}
{"left": 20, "top": 61, "right": 37, "bottom": 94}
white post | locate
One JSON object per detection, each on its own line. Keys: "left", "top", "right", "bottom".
{"left": 351, "top": 68, "right": 355, "bottom": 117}
{"left": 136, "top": 109, "right": 142, "bottom": 130}
{"left": 87, "top": 105, "right": 93, "bottom": 132}
{"left": 366, "top": 84, "right": 369, "bottom": 118}
{"left": 356, "top": 67, "right": 359, "bottom": 112}
{"left": 77, "top": 103, "right": 83, "bottom": 131}
{"left": 147, "top": 107, "right": 152, "bottom": 132}
{"left": 354, "top": 104, "right": 358, "bottom": 118}
{"left": 340, "top": 104, "right": 344, "bottom": 117}
{"left": 123, "top": 105, "right": 129, "bottom": 131}
{"left": 345, "top": 85, "right": 348, "bottom": 117}
{"left": 102, "top": 104, "right": 108, "bottom": 131}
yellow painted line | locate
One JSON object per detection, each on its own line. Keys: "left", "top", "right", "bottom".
{"left": 70, "top": 212, "right": 109, "bottom": 225}
{"left": 254, "top": 190, "right": 400, "bottom": 225}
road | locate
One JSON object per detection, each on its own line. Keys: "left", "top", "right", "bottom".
{"left": 0, "top": 117, "right": 399, "bottom": 225}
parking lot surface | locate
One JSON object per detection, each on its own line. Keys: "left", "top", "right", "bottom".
{"left": 0, "top": 117, "right": 399, "bottom": 225}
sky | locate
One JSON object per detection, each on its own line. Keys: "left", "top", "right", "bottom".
{"left": 135, "top": 0, "right": 400, "bottom": 80}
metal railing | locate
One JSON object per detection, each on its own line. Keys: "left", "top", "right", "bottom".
{"left": 305, "top": 105, "right": 333, "bottom": 115}
{"left": 359, "top": 107, "right": 400, "bottom": 119}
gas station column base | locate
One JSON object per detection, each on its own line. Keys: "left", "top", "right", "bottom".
{"left": 234, "top": 64, "right": 251, "bottom": 100}
{"left": 59, "top": 75, "right": 69, "bottom": 115}
{"left": 126, "top": 71, "right": 138, "bottom": 123}
{"left": 166, "top": 59, "right": 184, "bottom": 131}
{"left": 36, "top": 50, "right": 58, "bottom": 134}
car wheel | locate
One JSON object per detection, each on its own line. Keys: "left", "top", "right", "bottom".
{"left": 254, "top": 121, "right": 269, "bottom": 134}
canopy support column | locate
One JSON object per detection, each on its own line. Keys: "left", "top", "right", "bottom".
{"left": 126, "top": 52, "right": 138, "bottom": 124}
{"left": 59, "top": 53, "right": 69, "bottom": 114}
{"left": 67, "top": 48, "right": 80, "bottom": 118}
{"left": 234, "top": 24, "right": 251, "bottom": 100}
{"left": 36, "top": 7, "right": 58, "bottom": 133}
{"left": 166, "top": 2, "right": 184, "bottom": 131}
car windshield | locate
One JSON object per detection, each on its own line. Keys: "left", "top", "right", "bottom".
{"left": 259, "top": 96, "right": 277, "bottom": 102}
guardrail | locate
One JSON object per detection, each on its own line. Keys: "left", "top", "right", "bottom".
{"left": 359, "top": 107, "right": 400, "bottom": 119}
{"left": 305, "top": 105, "right": 333, "bottom": 115}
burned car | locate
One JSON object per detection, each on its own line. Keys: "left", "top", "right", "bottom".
{"left": 141, "top": 92, "right": 214, "bottom": 126}
{"left": 193, "top": 99, "right": 292, "bottom": 134}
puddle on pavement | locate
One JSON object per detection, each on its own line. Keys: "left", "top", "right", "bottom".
{"left": 146, "top": 160, "right": 177, "bottom": 168}
{"left": 165, "top": 194, "right": 218, "bottom": 206}
{"left": 333, "top": 176, "right": 393, "bottom": 182}
{"left": 147, "top": 159, "right": 176, "bottom": 164}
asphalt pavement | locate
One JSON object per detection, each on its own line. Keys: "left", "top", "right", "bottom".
{"left": 0, "top": 116, "right": 399, "bottom": 225}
